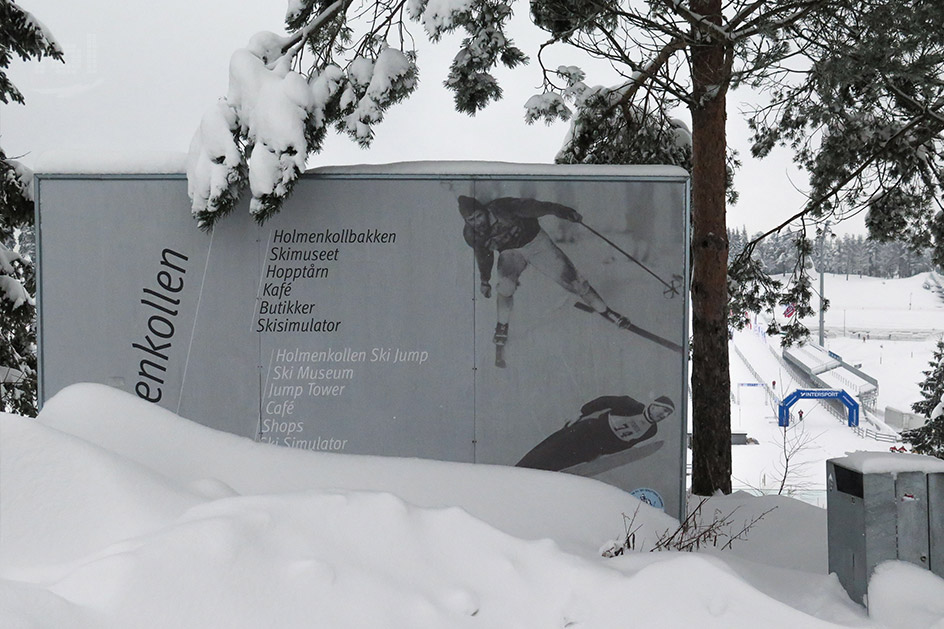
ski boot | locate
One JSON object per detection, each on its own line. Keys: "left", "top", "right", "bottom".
{"left": 603, "top": 308, "right": 632, "bottom": 330}
{"left": 493, "top": 323, "right": 509, "bottom": 368}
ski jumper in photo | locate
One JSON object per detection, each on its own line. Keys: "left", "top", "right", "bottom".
{"left": 458, "top": 195, "right": 630, "bottom": 345}
{"left": 516, "top": 395, "right": 675, "bottom": 472}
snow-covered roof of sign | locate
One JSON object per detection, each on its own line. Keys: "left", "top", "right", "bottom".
{"left": 34, "top": 153, "right": 689, "bottom": 180}
{"left": 832, "top": 451, "right": 944, "bottom": 474}
{"left": 307, "top": 161, "right": 689, "bottom": 179}
{"left": 34, "top": 151, "right": 189, "bottom": 174}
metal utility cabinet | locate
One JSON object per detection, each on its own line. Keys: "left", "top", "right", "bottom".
{"left": 827, "top": 453, "right": 944, "bottom": 605}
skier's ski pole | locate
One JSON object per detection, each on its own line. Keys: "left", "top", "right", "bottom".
{"left": 576, "top": 220, "right": 681, "bottom": 297}
{"left": 574, "top": 302, "right": 684, "bottom": 354}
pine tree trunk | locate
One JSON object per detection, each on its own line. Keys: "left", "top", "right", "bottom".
{"left": 689, "top": 0, "right": 732, "bottom": 495}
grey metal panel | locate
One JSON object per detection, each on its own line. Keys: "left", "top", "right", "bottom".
{"left": 679, "top": 176, "right": 692, "bottom": 510}
{"left": 895, "top": 472, "right": 930, "bottom": 568}
{"left": 827, "top": 461, "right": 869, "bottom": 605}
{"left": 930, "top": 473, "right": 944, "bottom": 578}
{"left": 863, "top": 473, "right": 900, "bottom": 579}
{"left": 36, "top": 176, "right": 260, "bottom": 437}
{"left": 172, "top": 206, "right": 262, "bottom": 437}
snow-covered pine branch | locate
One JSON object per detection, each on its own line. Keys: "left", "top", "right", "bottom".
{"left": 524, "top": 65, "right": 585, "bottom": 125}
{"left": 0, "top": 0, "right": 64, "bottom": 104}
{"left": 525, "top": 63, "right": 691, "bottom": 170}
{"left": 0, "top": 273, "right": 31, "bottom": 309}
{"left": 0, "top": 233, "right": 32, "bottom": 310}
{"left": 0, "top": 152, "right": 35, "bottom": 310}
{"left": 187, "top": 0, "right": 523, "bottom": 227}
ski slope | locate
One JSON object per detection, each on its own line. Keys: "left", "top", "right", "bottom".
{"left": 724, "top": 272, "right": 944, "bottom": 505}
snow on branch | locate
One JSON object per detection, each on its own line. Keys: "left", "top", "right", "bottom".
{"left": 408, "top": 0, "right": 475, "bottom": 38}
{"left": 0, "top": 274, "right": 31, "bottom": 310}
{"left": 529, "top": 33, "right": 688, "bottom": 132}
{"left": 2, "top": 154, "right": 33, "bottom": 203}
{"left": 187, "top": 27, "right": 419, "bottom": 224}
{"left": 0, "top": 243, "right": 22, "bottom": 276}
{"left": 524, "top": 92, "right": 571, "bottom": 125}
{"left": 657, "top": 0, "right": 732, "bottom": 43}
{"left": 189, "top": 0, "right": 525, "bottom": 226}
{"left": 729, "top": 0, "right": 828, "bottom": 40}
{"left": 279, "top": 0, "right": 351, "bottom": 63}
{"left": 0, "top": 157, "right": 34, "bottom": 311}
{"left": 186, "top": 102, "right": 245, "bottom": 226}
{"left": 0, "top": 1, "right": 64, "bottom": 105}
{"left": 0, "top": 244, "right": 31, "bottom": 309}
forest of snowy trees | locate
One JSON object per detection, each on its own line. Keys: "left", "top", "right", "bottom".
{"left": 729, "top": 227, "right": 938, "bottom": 279}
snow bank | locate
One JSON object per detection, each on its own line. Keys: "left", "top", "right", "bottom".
{"left": 3, "top": 384, "right": 942, "bottom": 627}
{"left": 696, "top": 491, "right": 828, "bottom": 572}
{"left": 868, "top": 561, "right": 944, "bottom": 628}
{"left": 33, "top": 383, "right": 677, "bottom": 557}
{"left": 0, "top": 415, "right": 200, "bottom": 576}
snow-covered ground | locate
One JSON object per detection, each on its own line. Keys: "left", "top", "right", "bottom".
{"left": 3, "top": 273, "right": 944, "bottom": 627}
{"left": 727, "top": 272, "right": 944, "bottom": 506}
{"left": 4, "top": 384, "right": 944, "bottom": 628}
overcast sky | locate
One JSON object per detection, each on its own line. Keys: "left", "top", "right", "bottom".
{"left": 4, "top": 0, "right": 846, "bottom": 236}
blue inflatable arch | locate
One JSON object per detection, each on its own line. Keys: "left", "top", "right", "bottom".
{"left": 778, "top": 389, "right": 859, "bottom": 428}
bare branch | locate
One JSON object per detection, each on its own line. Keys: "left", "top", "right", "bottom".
{"left": 884, "top": 81, "right": 944, "bottom": 128}
{"left": 615, "top": 37, "right": 689, "bottom": 112}
{"left": 732, "top": 0, "right": 828, "bottom": 40}
{"left": 720, "top": 506, "right": 778, "bottom": 550}
{"left": 726, "top": 0, "right": 769, "bottom": 30}
{"left": 656, "top": 0, "right": 730, "bottom": 42}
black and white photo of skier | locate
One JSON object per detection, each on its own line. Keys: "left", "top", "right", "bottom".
{"left": 455, "top": 176, "right": 688, "bottom": 515}
{"left": 516, "top": 395, "right": 676, "bottom": 474}
{"left": 458, "top": 195, "right": 632, "bottom": 366}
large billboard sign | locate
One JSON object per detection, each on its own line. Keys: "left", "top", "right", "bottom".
{"left": 36, "top": 163, "right": 690, "bottom": 516}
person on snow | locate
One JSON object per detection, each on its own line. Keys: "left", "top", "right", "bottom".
{"left": 516, "top": 395, "right": 676, "bottom": 472}
{"left": 458, "top": 195, "right": 632, "bottom": 347}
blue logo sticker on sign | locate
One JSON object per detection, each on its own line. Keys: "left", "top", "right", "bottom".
{"left": 630, "top": 487, "right": 665, "bottom": 510}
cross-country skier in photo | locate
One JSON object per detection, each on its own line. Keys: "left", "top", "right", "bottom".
{"left": 457, "top": 195, "right": 632, "bottom": 367}
{"left": 516, "top": 395, "right": 675, "bottom": 473}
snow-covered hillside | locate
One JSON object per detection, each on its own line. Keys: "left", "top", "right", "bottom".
{"left": 727, "top": 272, "right": 944, "bottom": 503}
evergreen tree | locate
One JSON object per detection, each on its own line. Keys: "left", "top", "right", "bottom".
{"left": 186, "top": 0, "right": 526, "bottom": 226}
{"left": 730, "top": 227, "right": 936, "bottom": 280}
{"left": 838, "top": 235, "right": 855, "bottom": 278}
{"left": 0, "top": 0, "right": 63, "bottom": 415}
{"left": 903, "top": 340, "right": 944, "bottom": 459}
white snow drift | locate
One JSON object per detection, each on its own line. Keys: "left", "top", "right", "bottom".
{"left": 3, "top": 383, "right": 944, "bottom": 628}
